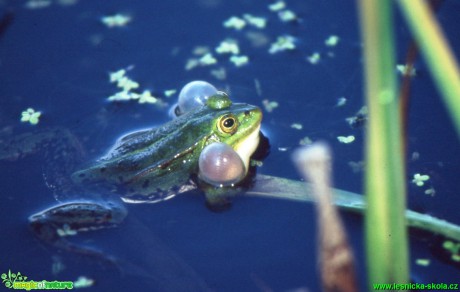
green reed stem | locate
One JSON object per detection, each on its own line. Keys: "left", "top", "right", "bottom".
{"left": 358, "top": 0, "right": 409, "bottom": 287}
{"left": 398, "top": 0, "right": 460, "bottom": 139}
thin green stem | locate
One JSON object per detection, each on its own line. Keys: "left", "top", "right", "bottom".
{"left": 398, "top": 0, "right": 460, "bottom": 138}
{"left": 358, "top": 0, "right": 409, "bottom": 287}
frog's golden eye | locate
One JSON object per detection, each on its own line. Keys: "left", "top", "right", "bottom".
{"left": 218, "top": 114, "right": 238, "bottom": 134}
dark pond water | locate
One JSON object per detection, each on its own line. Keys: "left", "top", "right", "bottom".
{"left": 0, "top": 0, "right": 459, "bottom": 291}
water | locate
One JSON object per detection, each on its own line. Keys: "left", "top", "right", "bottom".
{"left": 0, "top": 0, "right": 459, "bottom": 291}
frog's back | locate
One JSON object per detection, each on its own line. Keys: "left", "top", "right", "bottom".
{"left": 71, "top": 107, "right": 216, "bottom": 203}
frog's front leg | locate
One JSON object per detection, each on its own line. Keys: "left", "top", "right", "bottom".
{"left": 28, "top": 200, "right": 127, "bottom": 259}
{"left": 203, "top": 186, "right": 241, "bottom": 212}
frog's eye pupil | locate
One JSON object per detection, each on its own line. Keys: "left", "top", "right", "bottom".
{"left": 223, "top": 118, "right": 234, "bottom": 128}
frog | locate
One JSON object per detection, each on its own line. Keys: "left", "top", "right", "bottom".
{"left": 0, "top": 91, "right": 264, "bottom": 259}
{"left": 70, "top": 93, "right": 262, "bottom": 206}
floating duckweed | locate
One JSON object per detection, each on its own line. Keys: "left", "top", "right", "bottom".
{"left": 278, "top": 10, "right": 297, "bottom": 22}
{"left": 210, "top": 67, "right": 227, "bottom": 80}
{"left": 268, "top": 1, "right": 286, "bottom": 12}
{"left": 73, "top": 276, "right": 94, "bottom": 288}
{"left": 24, "top": 0, "right": 51, "bottom": 9}
{"left": 243, "top": 14, "right": 267, "bottom": 29}
{"left": 325, "top": 35, "right": 340, "bottom": 47}
{"left": 107, "top": 68, "right": 163, "bottom": 106}
{"left": 415, "top": 259, "right": 430, "bottom": 266}
{"left": 396, "top": 64, "right": 417, "bottom": 77}
{"left": 137, "top": 90, "right": 158, "bottom": 104}
{"left": 109, "top": 69, "right": 126, "bottom": 83}
{"left": 346, "top": 106, "right": 368, "bottom": 128}
{"left": 229, "top": 55, "right": 249, "bottom": 67}
{"left": 299, "top": 136, "right": 313, "bottom": 146}
{"left": 336, "top": 97, "right": 347, "bottom": 107}
{"left": 164, "top": 89, "right": 177, "bottom": 97}
{"left": 337, "top": 135, "right": 355, "bottom": 144}
{"left": 185, "top": 58, "right": 199, "bottom": 71}
{"left": 199, "top": 53, "right": 217, "bottom": 66}
{"left": 269, "top": 35, "right": 296, "bottom": 54}
{"left": 291, "top": 123, "right": 303, "bottom": 130}
{"left": 192, "top": 46, "right": 210, "bottom": 56}
{"left": 117, "top": 76, "right": 139, "bottom": 91}
{"left": 129, "top": 92, "right": 140, "bottom": 100}
{"left": 306, "top": 52, "right": 321, "bottom": 64}
{"left": 443, "top": 240, "right": 460, "bottom": 262}
{"left": 101, "top": 14, "right": 131, "bottom": 28}
{"left": 107, "top": 91, "right": 132, "bottom": 101}
{"left": 21, "top": 108, "right": 42, "bottom": 125}
{"left": 185, "top": 48, "right": 214, "bottom": 70}
{"left": 412, "top": 173, "right": 430, "bottom": 187}
{"left": 424, "top": 187, "right": 436, "bottom": 196}
{"left": 262, "top": 99, "right": 279, "bottom": 112}
{"left": 223, "top": 16, "right": 246, "bottom": 30}
{"left": 215, "top": 40, "right": 240, "bottom": 55}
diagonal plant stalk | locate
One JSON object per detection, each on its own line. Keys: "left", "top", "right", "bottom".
{"left": 248, "top": 174, "right": 460, "bottom": 242}
{"left": 398, "top": 0, "right": 460, "bottom": 139}
{"left": 358, "top": 0, "right": 409, "bottom": 287}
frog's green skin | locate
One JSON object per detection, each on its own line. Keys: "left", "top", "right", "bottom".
{"left": 2, "top": 93, "right": 262, "bottom": 257}
{"left": 72, "top": 93, "right": 262, "bottom": 204}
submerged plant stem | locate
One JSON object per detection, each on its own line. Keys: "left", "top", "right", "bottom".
{"left": 248, "top": 174, "right": 460, "bottom": 242}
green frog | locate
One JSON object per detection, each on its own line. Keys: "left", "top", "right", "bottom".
{"left": 1, "top": 92, "right": 263, "bottom": 257}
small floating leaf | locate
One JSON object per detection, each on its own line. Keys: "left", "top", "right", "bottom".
{"left": 223, "top": 16, "right": 246, "bottom": 30}
{"left": 337, "top": 135, "right": 355, "bottom": 144}
{"left": 20, "top": 108, "right": 41, "bottom": 125}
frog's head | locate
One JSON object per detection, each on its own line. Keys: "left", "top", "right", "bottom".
{"left": 205, "top": 93, "right": 262, "bottom": 172}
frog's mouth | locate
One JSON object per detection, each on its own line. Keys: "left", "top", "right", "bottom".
{"left": 234, "top": 123, "right": 261, "bottom": 173}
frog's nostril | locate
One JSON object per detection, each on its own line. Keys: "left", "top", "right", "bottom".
{"left": 244, "top": 110, "right": 250, "bottom": 116}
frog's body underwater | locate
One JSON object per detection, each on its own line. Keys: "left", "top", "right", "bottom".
{"left": 1, "top": 89, "right": 265, "bottom": 259}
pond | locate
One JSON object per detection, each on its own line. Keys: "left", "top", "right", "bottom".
{"left": 0, "top": 0, "right": 459, "bottom": 291}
